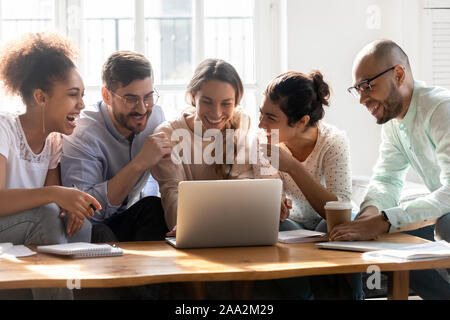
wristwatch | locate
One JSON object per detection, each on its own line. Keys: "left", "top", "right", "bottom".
{"left": 381, "top": 211, "right": 391, "bottom": 232}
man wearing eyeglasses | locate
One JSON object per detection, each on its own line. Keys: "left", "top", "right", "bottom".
{"left": 330, "top": 40, "right": 450, "bottom": 299}
{"left": 61, "top": 51, "right": 172, "bottom": 244}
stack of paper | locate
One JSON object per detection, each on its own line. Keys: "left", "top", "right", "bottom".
{"left": 37, "top": 242, "right": 123, "bottom": 258}
{"left": 363, "top": 241, "right": 450, "bottom": 260}
{"left": 278, "top": 230, "right": 327, "bottom": 244}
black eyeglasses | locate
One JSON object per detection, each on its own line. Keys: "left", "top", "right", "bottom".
{"left": 347, "top": 66, "right": 396, "bottom": 98}
{"left": 110, "top": 89, "right": 160, "bottom": 109}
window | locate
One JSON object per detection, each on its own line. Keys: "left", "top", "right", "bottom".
{"left": 82, "top": 0, "right": 135, "bottom": 86}
{"left": 0, "top": 0, "right": 54, "bottom": 42}
{"left": 204, "top": 0, "right": 255, "bottom": 84}
{"left": 0, "top": 0, "right": 274, "bottom": 123}
{"left": 140, "top": 0, "right": 258, "bottom": 121}
{"left": 145, "top": 0, "right": 192, "bottom": 85}
{"left": 0, "top": 0, "right": 56, "bottom": 113}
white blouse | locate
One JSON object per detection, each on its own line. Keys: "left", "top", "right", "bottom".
{"left": 280, "top": 121, "right": 352, "bottom": 230}
{"left": 0, "top": 112, "right": 62, "bottom": 189}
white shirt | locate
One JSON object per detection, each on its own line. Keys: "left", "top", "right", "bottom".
{"left": 280, "top": 121, "right": 352, "bottom": 230}
{"left": 0, "top": 112, "right": 62, "bottom": 189}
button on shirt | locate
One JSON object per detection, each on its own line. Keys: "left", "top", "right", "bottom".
{"left": 361, "top": 81, "right": 450, "bottom": 232}
{"left": 61, "top": 101, "right": 165, "bottom": 222}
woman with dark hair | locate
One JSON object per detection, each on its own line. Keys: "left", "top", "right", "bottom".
{"left": 259, "top": 71, "right": 363, "bottom": 300}
{"left": 0, "top": 32, "right": 101, "bottom": 246}
{"left": 260, "top": 70, "right": 352, "bottom": 232}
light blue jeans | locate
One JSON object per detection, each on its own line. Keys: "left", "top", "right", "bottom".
{"left": 0, "top": 203, "right": 91, "bottom": 300}
{"left": 0, "top": 203, "right": 91, "bottom": 245}
{"left": 405, "top": 213, "right": 450, "bottom": 300}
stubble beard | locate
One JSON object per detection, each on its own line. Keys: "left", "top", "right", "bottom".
{"left": 377, "top": 83, "right": 404, "bottom": 125}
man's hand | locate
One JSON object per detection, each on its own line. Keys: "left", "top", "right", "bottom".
{"left": 328, "top": 213, "right": 390, "bottom": 241}
{"left": 134, "top": 132, "right": 172, "bottom": 171}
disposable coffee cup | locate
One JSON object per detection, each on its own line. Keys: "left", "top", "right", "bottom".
{"left": 324, "top": 201, "right": 352, "bottom": 233}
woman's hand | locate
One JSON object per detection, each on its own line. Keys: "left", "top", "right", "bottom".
{"left": 260, "top": 143, "right": 297, "bottom": 173}
{"left": 59, "top": 210, "right": 85, "bottom": 237}
{"left": 280, "top": 196, "right": 292, "bottom": 222}
{"left": 50, "top": 186, "right": 102, "bottom": 221}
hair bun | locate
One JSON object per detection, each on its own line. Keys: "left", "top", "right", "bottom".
{"left": 310, "top": 70, "right": 330, "bottom": 107}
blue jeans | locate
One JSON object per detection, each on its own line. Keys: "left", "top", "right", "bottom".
{"left": 0, "top": 203, "right": 84, "bottom": 300}
{"left": 404, "top": 213, "right": 450, "bottom": 300}
{"left": 0, "top": 204, "right": 68, "bottom": 245}
{"left": 0, "top": 203, "right": 91, "bottom": 245}
{"left": 278, "top": 218, "right": 365, "bottom": 300}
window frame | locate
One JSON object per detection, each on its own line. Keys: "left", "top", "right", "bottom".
{"left": 0, "top": 0, "right": 282, "bottom": 119}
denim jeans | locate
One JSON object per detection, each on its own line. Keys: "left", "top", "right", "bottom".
{"left": 0, "top": 203, "right": 92, "bottom": 245}
{"left": 278, "top": 218, "right": 365, "bottom": 300}
{"left": 0, "top": 203, "right": 79, "bottom": 300}
{"left": 0, "top": 203, "right": 67, "bottom": 245}
{"left": 404, "top": 213, "right": 450, "bottom": 300}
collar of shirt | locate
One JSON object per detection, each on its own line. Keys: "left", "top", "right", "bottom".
{"left": 393, "top": 81, "right": 424, "bottom": 133}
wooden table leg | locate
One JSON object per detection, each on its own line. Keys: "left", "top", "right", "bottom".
{"left": 185, "top": 282, "right": 206, "bottom": 300}
{"left": 387, "top": 271, "right": 410, "bottom": 300}
{"left": 232, "top": 280, "right": 254, "bottom": 300}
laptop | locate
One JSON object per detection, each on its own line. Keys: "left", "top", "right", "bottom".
{"left": 166, "top": 179, "right": 282, "bottom": 249}
{"left": 316, "top": 241, "right": 416, "bottom": 252}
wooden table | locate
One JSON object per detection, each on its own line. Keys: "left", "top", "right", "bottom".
{"left": 1, "top": 233, "right": 449, "bottom": 300}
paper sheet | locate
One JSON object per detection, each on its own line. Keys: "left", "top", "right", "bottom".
{"left": 0, "top": 245, "right": 36, "bottom": 258}
{"left": 363, "top": 240, "right": 450, "bottom": 261}
{"left": 278, "top": 229, "right": 327, "bottom": 243}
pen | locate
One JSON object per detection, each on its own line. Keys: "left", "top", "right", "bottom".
{"left": 72, "top": 184, "right": 104, "bottom": 216}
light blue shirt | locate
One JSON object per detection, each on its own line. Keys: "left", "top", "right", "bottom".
{"left": 361, "top": 81, "right": 450, "bottom": 232}
{"left": 61, "top": 101, "right": 165, "bottom": 222}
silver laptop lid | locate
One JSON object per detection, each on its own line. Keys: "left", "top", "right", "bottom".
{"left": 173, "top": 179, "right": 282, "bottom": 249}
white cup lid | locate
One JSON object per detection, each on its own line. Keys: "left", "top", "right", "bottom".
{"left": 324, "top": 201, "right": 353, "bottom": 210}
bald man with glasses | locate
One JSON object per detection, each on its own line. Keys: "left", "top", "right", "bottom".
{"left": 331, "top": 39, "right": 450, "bottom": 299}
{"left": 61, "top": 51, "right": 172, "bottom": 244}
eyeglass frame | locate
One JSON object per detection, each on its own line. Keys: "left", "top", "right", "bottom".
{"left": 347, "top": 66, "right": 397, "bottom": 98}
{"left": 109, "top": 88, "right": 160, "bottom": 108}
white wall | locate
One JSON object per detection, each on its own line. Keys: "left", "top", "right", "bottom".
{"left": 282, "top": 0, "right": 423, "bottom": 181}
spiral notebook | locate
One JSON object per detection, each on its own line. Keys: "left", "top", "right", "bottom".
{"left": 37, "top": 242, "right": 123, "bottom": 258}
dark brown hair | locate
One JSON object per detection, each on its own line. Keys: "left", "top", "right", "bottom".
{"left": 0, "top": 32, "right": 77, "bottom": 104}
{"left": 102, "top": 51, "right": 153, "bottom": 91}
{"left": 186, "top": 58, "right": 244, "bottom": 107}
{"left": 265, "top": 71, "right": 331, "bottom": 127}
